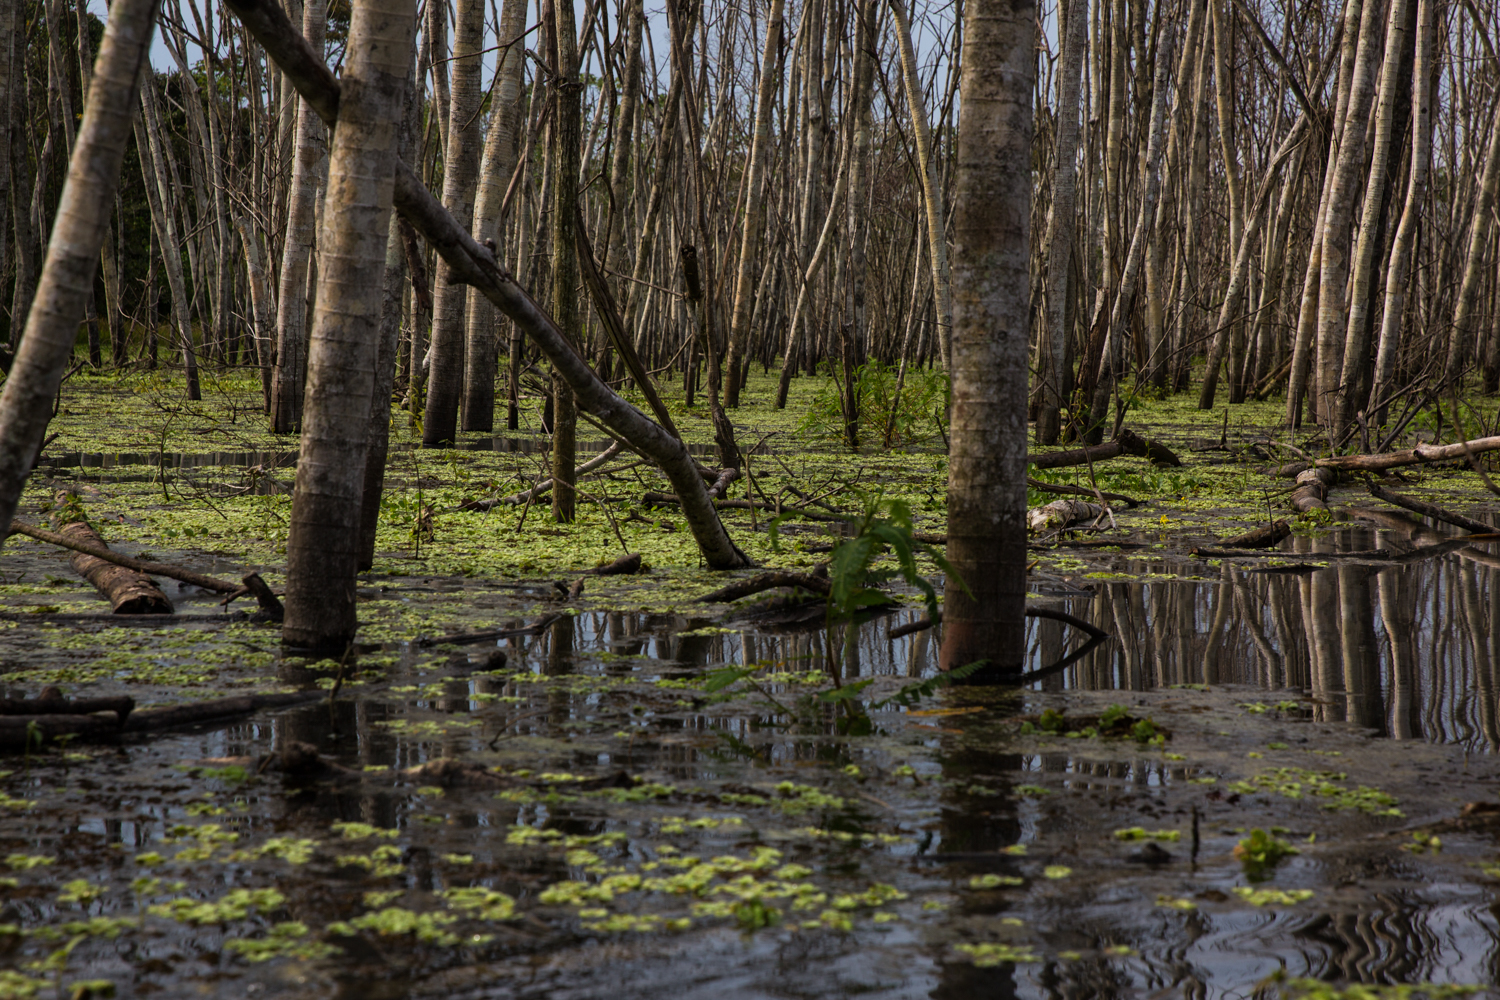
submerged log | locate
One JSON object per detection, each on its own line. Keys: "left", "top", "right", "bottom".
{"left": 1367, "top": 482, "right": 1495, "bottom": 533}
{"left": 889, "top": 607, "right": 1108, "bottom": 641}
{"left": 10, "top": 519, "right": 239, "bottom": 592}
{"left": 1029, "top": 429, "right": 1182, "bottom": 470}
{"left": 1027, "top": 499, "right": 1108, "bottom": 532}
{"left": 57, "top": 520, "right": 173, "bottom": 614}
{"left": 0, "top": 694, "right": 134, "bottom": 723}
{"left": 0, "top": 691, "right": 320, "bottom": 752}
{"left": 583, "top": 552, "right": 643, "bottom": 576}
{"left": 1289, "top": 467, "right": 1336, "bottom": 512}
{"left": 697, "top": 570, "right": 832, "bottom": 603}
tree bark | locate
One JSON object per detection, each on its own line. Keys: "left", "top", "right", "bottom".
{"left": 0, "top": 0, "right": 158, "bottom": 543}
{"left": 421, "top": 0, "right": 485, "bottom": 446}
{"left": 549, "top": 0, "right": 582, "bottom": 522}
{"left": 271, "top": 0, "right": 328, "bottom": 432}
{"left": 140, "top": 80, "right": 201, "bottom": 399}
{"left": 282, "top": 0, "right": 415, "bottom": 652}
{"left": 941, "top": 0, "right": 1034, "bottom": 676}
{"left": 57, "top": 518, "right": 173, "bottom": 614}
{"left": 235, "top": 217, "right": 276, "bottom": 411}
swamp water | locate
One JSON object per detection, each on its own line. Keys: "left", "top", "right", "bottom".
{"left": 6, "top": 524, "right": 1500, "bottom": 998}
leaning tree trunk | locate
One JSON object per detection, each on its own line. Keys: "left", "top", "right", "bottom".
{"left": 550, "top": 0, "right": 583, "bottom": 523}
{"left": 1036, "top": 0, "right": 1087, "bottom": 443}
{"left": 421, "top": 0, "right": 485, "bottom": 446}
{"left": 283, "top": 0, "right": 415, "bottom": 652}
{"left": 460, "top": 0, "right": 528, "bottom": 432}
{"left": 941, "top": 0, "right": 1034, "bottom": 676}
{"left": 140, "top": 79, "right": 201, "bottom": 400}
{"left": 722, "top": 0, "right": 785, "bottom": 408}
{"left": 0, "top": 0, "right": 159, "bottom": 544}
{"left": 271, "top": 0, "right": 328, "bottom": 432}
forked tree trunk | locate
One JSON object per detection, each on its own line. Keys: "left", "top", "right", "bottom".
{"left": 940, "top": 0, "right": 1034, "bottom": 676}
{"left": 282, "top": 0, "right": 415, "bottom": 652}
{"left": 421, "top": 0, "right": 484, "bottom": 445}
{"left": 0, "top": 0, "right": 159, "bottom": 542}
{"left": 271, "top": 0, "right": 328, "bottom": 432}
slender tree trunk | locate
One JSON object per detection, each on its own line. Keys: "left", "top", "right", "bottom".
{"left": 0, "top": 0, "right": 158, "bottom": 541}
{"left": 421, "top": 0, "right": 484, "bottom": 445}
{"left": 460, "top": 0, "right": 527, "bottom": 432}
{"left": 271, "top": 0, "right": 328, "bottom": 432}
{"left": 1370, "top": 0, "right": 1434, "bottom": 415}
{"left": 722, "top": 0, "right": 784, "bottom": 408}
{"left": 941, "top": 0, "right": 1034, "bottom": 675}
{"left": 141, "top": 79, "right": 201, "bottom": 399}
{"left": 283, "top": 0, "right": 415, "bottom": 651}
{"left": 1337, "top": 0, "right": 1415, "bottom": 428}
{"left": 1037, "top": 0, "right": 1087, "bottom": 443}
{"left": 1443, "top": 62, "right": 1500, "bottom": 384}
{"left": 549, "top": 0, "right": 582, "bottom": 521}
{"left": 235, "top": 217, "right": 276, "bottom": 411}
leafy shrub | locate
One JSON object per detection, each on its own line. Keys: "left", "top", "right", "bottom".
{"left": 796, "top": 361, "right": 949, "bottom": 447}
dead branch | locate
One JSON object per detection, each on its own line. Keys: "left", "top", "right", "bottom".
{"left": 1368, "top": 481, "right": 1495, "bottom": 533}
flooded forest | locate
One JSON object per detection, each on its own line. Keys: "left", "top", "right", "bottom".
{"left": 4, "top": 0, "right": 1500, "bottom": 993}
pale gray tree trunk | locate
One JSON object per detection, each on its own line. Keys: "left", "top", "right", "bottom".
{"left": 421, "top": 0, "right": 484, "bottom": 445}
{"left": 1443, "top": 54, "right": 1500, "bottom": 383}
{"left": 0, "top": 0, "right": 158, "bottom": 541}
{"left": 283, "top": 0, "right": 416, "bottom": 651}
{"left": 722, "top": 0, "right": 784, "bottom": 408}
{"left": 941, "top": 0, "right": 1034, "bottom": 675}
{"left": 235, "top": 217, "right": 276, "bottom": 410}
{"left": 140, "top": 79, "right": 201, "bottom": 399}
{"left": 271, "top": 0, "right": 328, "bottom": 431}
{"left": 1370, "top": 0, "right": 1434, "bottom": 415}
{"left": 1037, "top": 0, "right": 1087, "bottom": 443}
{"left": 1336, "top": 0, "right": 1414, "bottom": 429}
{"left": 460, "top": 0, "right": 527, "bottom": 432}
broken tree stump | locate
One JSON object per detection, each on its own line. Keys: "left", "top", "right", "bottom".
{"left": 57, "top": 519, "right": 173, "bottom": 614}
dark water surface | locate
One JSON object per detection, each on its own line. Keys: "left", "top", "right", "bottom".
{"left": 7, "top": 518, "right": 1500, "bottom": 998}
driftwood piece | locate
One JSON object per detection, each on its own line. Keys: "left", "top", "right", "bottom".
{"left": 583, "top": 552, "right": 643, "bottom": 576}
{"left": 1027, "top": 499, "right": 1108, "bottom": 533}
{"left": 1367, "top": 482, "right": 1495, "bottom": 533}
{"left": 1027, "top": 477, "right": 1140, "bottom": 507}
{"left": 1206, "top": 520, "right": 1291, "bottom": 549}
{"left": 697, "top": 570, "right": 832, "bottom": 603}
{"left": 9, "top": 519, "right": 241, "bottom": 593}
{"left": 57, "top": 520, "right": 173, "bottom": 614}
{"left": 1289, "top": 467, "right": 1336, "bottom": 512}
{"left": 238, "top": 573, "right": 286, "bottom": 619}
{"left": 0, "top": 695, "right": 134, "bottom": 723}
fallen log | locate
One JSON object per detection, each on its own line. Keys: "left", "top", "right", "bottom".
{"left": 56, "top": 519, "right": 173, "bottom": 614}
{"left": 1205, "top": 520, "right": 1291, "bottom": 549}
{"left": 706, "top": 467, "right": 740, "bottom": 499}
{"left": 1029, "top": 429, "right": 1183, "bottom": 470}
{"left": 0, "top": 694, "right": 133, "bottom": 723}
{"left": 697, "top": 570, "right": 831, "bottom": 603}
{"left": 0, "top": 714, "right": 123, "bottom": 751}
{"left": 12, "top": 519, "right": 236, "bottom": 594}
{"left": 1281, "top": 435, "right": 1500, "bottom": 474}
{"left": 1367, "top": 482, "right": 1495, "bottom": 533}
{"left": 1289, "top": 467, "right": 1335, "bottom": 512}
{"left": 1027, "top": 477, "right": 1140, "bottom": 508}
{"left": 1192, "top": 536, "right": 1485, "bottom": 563}
{"left": 1027, "top": 499, "right": 1109, "bottom": 533}
{"left": 123, "top": 691, "right": 322, "bottom": 732}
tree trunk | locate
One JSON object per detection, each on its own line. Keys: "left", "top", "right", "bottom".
{"left": 235, "top": 217, "right": 276, "bottom": 412}
{"left": 1037, "top": 0, "right": 1087, "bottom": 443}
{"left": 549, "top": 0, "right": 582, "bottom": 521}
{"left": 0, "top": 0, "right": 159, "bottom": 544}
{"left": 421, "top": 0, "right": 485, "bottom": 445}
{"left": 140, "top": 79, "right": 201, "bottom": 400}
{"left": 460, "top": 0, "right": 528, "bottom": 432}
{"left": 722, "top": 0, "right": 784, "bottom": 408}
{"left": 282, "top": 0, "right": 415, "bottom": 652}
{"left": 271, "top": 0, "right": 328, "bottom": 432}
{"left": 1442, "top": 33, "right": 1500, "bottom": 385}
{"left": 940, "top": 0, "right": 1034, "bottom": 676}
